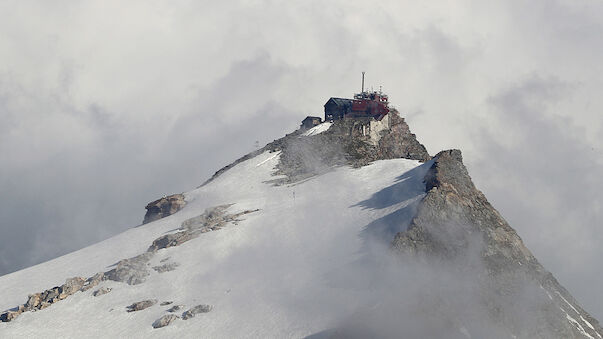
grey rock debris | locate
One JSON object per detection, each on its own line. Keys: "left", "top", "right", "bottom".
{"left": 126, "top": 299, "right": 158, "bottom": 312}
{"left": 105, "top": 253, "right": 153, "bottom": 285}
{"left": 152, "top": 314, "right": 179, "bottom": 329}
{"left": 182, "top": 304, "right": 213, "bottom": 320}
{"left": 167, "top": 305, "right": 184, "bottom": 313}
{"left": 153, "top": 262, "right": 179, "bottom": 273}
{"left": 92, "top": 287, "right": 112, "bottom": 297}
{"left": 147, "top": 205, "right": 259, "bottom": 253}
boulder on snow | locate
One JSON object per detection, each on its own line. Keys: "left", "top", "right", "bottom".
{"left": 147, "top": 232, "right": 195, "bottom": 252}
{"left": 167, "top": 305, "right": 185, "bottom": 313}
{"left": 92, "top": 287, "right": 112, "bottom": 297}
{"left": 152, "top": 314, "right": 179, "bottom": 329}
{"left": 143, "top": 194, "right": 186, "bottom": 224}
{"left": 126, "top": 299, "right": 158, "bottom": 312}
{"left": 182, "top": 304, "right": 213, "bottom": 320}
{"left": 105, "top": 253, "right": 152, "bottom": 285}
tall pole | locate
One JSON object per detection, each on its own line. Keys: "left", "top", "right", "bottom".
{"left": 361, "top": 71, "right": 365, "bottom": 93}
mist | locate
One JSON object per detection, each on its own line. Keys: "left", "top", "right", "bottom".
{"left": 1, "top": 0, "right": 602, "bottom": 322}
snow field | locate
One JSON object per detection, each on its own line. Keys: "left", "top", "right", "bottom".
{"left": 0, "top": 151, "right": 427, "bottom": 338}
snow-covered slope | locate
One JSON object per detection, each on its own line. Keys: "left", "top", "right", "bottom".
{"left": 301, "top": 122, "right": 333, "bottom": 136}
{"left": 0, "top": 151, "right": 428, "bottom": 338}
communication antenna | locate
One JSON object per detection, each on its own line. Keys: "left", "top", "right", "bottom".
{"left": 361, "top": 71, "right": 365, "bottom": 93}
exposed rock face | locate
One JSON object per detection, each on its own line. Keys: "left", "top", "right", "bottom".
{"left": 271, "top": 112, "right": 428, "bottom": 183}
{"left": 152, "top": 314, "right": 179, "bottom": 329}
{"left": 1, "top": 276, "right": 87, "bottom": 322}
{"left": 62, "top": 277, "right": 86, "bottom": 295}
{"left": 376, "top": 113, "right": 430, "bottom": 162}
{"left": 126, "top": 299, "right": 157, "bottom": 312}
{"left": 80, "top": 272, "right": 105, "bottom": 292}
{"left": 182, "top": 304, "right": 212, "bottom": 320}
{"left": 202, "top": 110, "right": 430, "bottom": 185}
{"left": 105, "top": 253, "right": 153, "bottom": 285}
{"left": 391, "top": 150, "right": 603, "bottom": 338}
{"left": 148, "top": 232, "right": 196, "bottom": 253}
{"left": 147, "top": 205, "right": 259, "bottom": 252}
{"left": 143, "top": 193, "right": 186, "bottom": 224}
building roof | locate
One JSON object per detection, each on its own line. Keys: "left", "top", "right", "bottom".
{"left": 325, "top": 97, "right": 353, "bottom": 107}
{"left": 302, "top": 116, "right": 322, "bottom": 122}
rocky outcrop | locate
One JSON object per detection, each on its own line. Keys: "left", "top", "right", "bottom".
{"left": 0, "top": 277, "right": 86, "bottom": 322}
{"left": 376, "top": 112, "right": 430, "bottom": 162}
{"left": 147, "top": 232, "right": 196, "bottom": 253}
{"left": 182, "top": 304, "right": 212, "bottom": 320}
{"left": 1, "top": 204, "right": 258, "bottom": 323}
{"left": 147, "top": 205, "right": 259, "bottom": 252}
{"left": 80, "top": 272, "right": 105, "bottom": 292}
{"left": 143, "top": 194, "right": 186, "bottom": 224}
{"left": 126, "top": 299, "right": 157, "bottom": 312}
{"left": 152, "top": 314, "right": 179, "bottom": 329}
{"left": 202, "top": 110, "right": 430, "bottom": 185}
{"left": 270, "top": 112, "right": 429, "bottom": 183}
{"left": 105, "top": 253, "right": 153, "bottom": 285}
{"left": 391, "top": 150, "right": 603, "bottom": 338}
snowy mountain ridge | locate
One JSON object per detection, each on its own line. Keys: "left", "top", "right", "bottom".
{"left": 0, "top": 111, "right": 601, "bottom": 338}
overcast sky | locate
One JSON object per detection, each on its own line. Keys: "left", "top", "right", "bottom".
{"left": 1, "top": 0, "right": 602, "bottom": 320}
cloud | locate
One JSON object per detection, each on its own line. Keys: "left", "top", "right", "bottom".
{"left": 469, "top": 75, "right": 603, "bottom": 318}
{"left": 0, "top": 0, "right": 602, "bottom": 321}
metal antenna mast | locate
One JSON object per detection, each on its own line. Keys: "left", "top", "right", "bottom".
{"left": 361, "top": 72, "right": 365, "bottom": 93}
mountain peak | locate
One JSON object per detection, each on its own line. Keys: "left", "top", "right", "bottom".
{"left": 1, "top": 96, "right": 600, "bottom": 338}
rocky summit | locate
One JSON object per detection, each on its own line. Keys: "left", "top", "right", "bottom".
{"left": 0, "top": 108, "right": 600, "bottom": 338}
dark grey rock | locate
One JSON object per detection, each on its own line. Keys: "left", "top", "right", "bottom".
{"left": 0, "top": 311, "right": 19, "bottom": 322}
{"left": 182, "top": 304, "right": 213, "bottom": 320}
{"left": 126, "top": 299, "right": 158, "bottom": 312}
{"left": 152, "top": 314, "right": 179, "bottom": 329}
{"left": 167, "top": 305, "right": 184, "bottom": 313}
{"left": 92, "top": 287, "right": 112, "bottom": 297}
{"left": 160, "top": 301, "right": 173, "bottom": 306}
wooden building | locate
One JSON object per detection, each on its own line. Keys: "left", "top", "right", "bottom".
{"left": 301, "top": 116, "right": 322, "bottom": 129}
